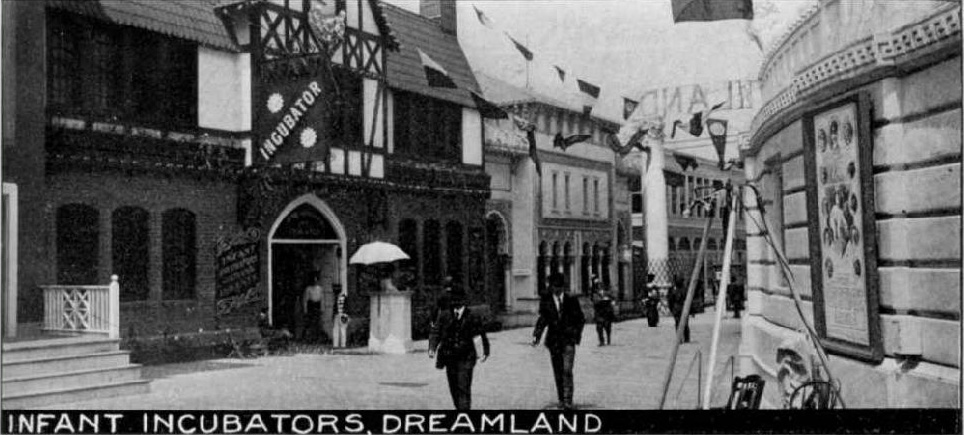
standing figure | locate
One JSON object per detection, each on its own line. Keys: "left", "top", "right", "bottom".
{"left": 429, "top": 287, "right": 490, "bottom": 410}
{"left": 532, "top": 272, "right": 586, "bottom": 410}
{"left": 331, "top": 291, "right": 348, "bottom": 347}
{"left": 430, "top": 276, "right": 456, "bottom": 328}
{"left": 302, "top": 272, "right": 325, "bottom": 342}
{"left": 668, "top": 278, "right": 691, "bottom": 343}
{"left": 592, "top": 288, "right": 615, "bottom": 346}
{"left": 644, "top": 274, "right": 660, "bottom": 327}
{"left": 728, "top": 277, "right": 745, "bottom": 319}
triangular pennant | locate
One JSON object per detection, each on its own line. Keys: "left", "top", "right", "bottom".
{"left": 623, "top": 98, "right": 639, "bottom": 120}
{"left": 577, "top": 79, "right": 601, "bottom": 99}
{"left": 506, "top": 34, "right": 534, "bottom": 61}
{"left": 417, "top": 48, "right": 457, "bottom": 88}
{"left": 554, "top": 65, "right": 566, "bottom": 82}
{"left": 706, "top": 118, "right": 729, "bottom": 169}
{"left": 470, "top": 91, "right": 508, "bottom": 119}
{"left": 673, "top": 153, "right": 699, "bottom": 172}
{"left": 472, "top": 5, "right": 495, "bottom": 28}
{"left": 672, "top": 0, "right": 754, "bottom": 23}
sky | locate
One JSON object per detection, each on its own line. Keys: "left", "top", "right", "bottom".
{"left": 384, "top": 0, "right": 818, "bottom": 159}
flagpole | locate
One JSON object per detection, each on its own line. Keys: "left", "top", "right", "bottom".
{"left": 525, "top": 33, "right": 530, "bottom": 89}
{"left": 702, "top": 188, "right": 739, "bottom": 409}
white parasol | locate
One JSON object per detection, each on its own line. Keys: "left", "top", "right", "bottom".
{"left": 348, "top": 241, "right": 410, "bottom": 265}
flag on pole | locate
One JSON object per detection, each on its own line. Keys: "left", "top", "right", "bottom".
{"left": 706, "top": 118, "right": 729, "bottom": 169}
{"left": 417, "top": 48, "right": 457, "bottom": 88}
{"left": 507, "top": 33, "right": 534, "bottom": 61}
{"left": 577, "top": 79, "right": 600, "bottom": 115}
{"left": 470, "top": 91, "right": 508, "bottom": 119}
{"left": 554, "top": 66, "right": 566, "bottom": 82}
{"left": 672, "top": 0, "right": 754, "bottom": 23}
{"left": 472, "top": 5, "right": 494, "bottom": 28}
{"left": 671, "top": 101, "right": 724, "bottom": 138}
{"left": 623, "top": 97, "right": 639, "bottom": 120}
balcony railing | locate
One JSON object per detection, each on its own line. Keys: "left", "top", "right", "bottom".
{"left": 39, "top": 275, "right": 120, "bottom": 339}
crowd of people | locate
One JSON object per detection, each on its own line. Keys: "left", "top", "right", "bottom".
{"left": 427, "top": 271, "right": 746, "bottom": 410}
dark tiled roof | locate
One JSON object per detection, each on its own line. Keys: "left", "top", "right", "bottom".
{"left": 380, "top": 2, "right": 479, "bottom": 107}
{"left": 48, "top": 0, "right": 235, "bottom": 51}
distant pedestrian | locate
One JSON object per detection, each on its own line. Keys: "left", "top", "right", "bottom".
{"left": 668, "top": 278, "right": 691, "bottom": 343}
{"left": 429, "top": 287, "right": 490, "bottom": 410}
{"left": 592, "top": 288, "right": 615, "bottom": 346}
{"left": 331, "top": 291, "right": 348, "bottom": 348}
{"left": 301, "top": 272, "right": 325, "bottom": 342}
{"left": 532, "top": 272, "right": 586, "bottom": 410}
{"left": 728, "top": 277, "right": 745, "bottom": 319}
{"left": 644, "top": 274, "right": 660, "bottom": 327}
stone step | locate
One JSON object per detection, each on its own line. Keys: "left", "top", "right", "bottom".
{"left": 2, "top": 351, "right": 133, "bottom": 380}
{"left": 2, "top": 364, "right": 143, "bottom": 397}
{"left": 1, "top": 380, "right": 151, "bottom": 409}
{"left": 2, "top": 337, "right": 119, "bottom": 364}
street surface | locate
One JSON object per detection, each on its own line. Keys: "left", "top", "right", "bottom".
{"left": 49, "top": 312, "right": 741, "bottom": 410}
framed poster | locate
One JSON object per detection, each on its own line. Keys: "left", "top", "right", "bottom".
{"left": 802, "top": 92, "right": 884, "bottom": 363}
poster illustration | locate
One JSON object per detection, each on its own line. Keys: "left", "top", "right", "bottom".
{"left": 805, "top": 94, "right": 883, "bottom": 362}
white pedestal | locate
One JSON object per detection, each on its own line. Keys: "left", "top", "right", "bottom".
{"left": 367, "top": 291, "right": 413, "bottom": 354}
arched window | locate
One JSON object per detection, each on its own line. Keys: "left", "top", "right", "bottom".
{"left": 57, "top": 204, "right": 99, "bottom": 285}
{"left": 423, "top": 220, "right": 441, "bottom": 285}
{"left": 445, "top": 221, "right": 463, "bottom": 282}
{"left": 398, "top": 219, "right": 419, "bottom": 284}
{"left": 112, "top": 206, "right": 150, "bottom": 301}
{"left": 678, "top": 238, "right": 691, "bottom": 251}
{"left": 162, "top": 208, "right": 196, "bottom": 300}
{"left": 707, "top": 238, "right": 718, "bottom": 251}
{"left": 668, "top": 237, "right": 677, "bottom": 251}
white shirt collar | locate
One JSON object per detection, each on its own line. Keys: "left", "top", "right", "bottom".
{"left": 454, "top": 306, "right": 465, "bottom": 319}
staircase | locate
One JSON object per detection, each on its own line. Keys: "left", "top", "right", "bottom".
{"left": 1, "top": 335, "right": 150, "bottom": 409}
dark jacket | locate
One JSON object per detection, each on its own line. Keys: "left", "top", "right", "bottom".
{"left": 534, "top": 293, "right": 586, "bottom": 349}
{"left": 593, "top": 295, "right": 615, "bottom": 323}
{"left": 429, "top": 307, "right": 490, "bottom": 368}
{"left": 668, "top": 284, "right": 686, "bottom": 316}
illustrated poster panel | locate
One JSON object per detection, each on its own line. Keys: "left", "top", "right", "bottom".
{"left": 215, "top": 228, "right": 262, "bottom": 317}
{"left": 812, "top": 103, "right": 869, "bottom": 346}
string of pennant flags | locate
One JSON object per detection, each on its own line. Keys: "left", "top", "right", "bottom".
{"left": 415, "top": 1, "right": 756, "bottom": 176}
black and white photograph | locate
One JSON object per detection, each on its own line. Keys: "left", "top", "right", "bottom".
{"left": 0, "top": 0, "right": 960, "bottom": 433}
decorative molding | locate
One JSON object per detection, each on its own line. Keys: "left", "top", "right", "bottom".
{"left": 749, "top": 4, "right": 962, "bottom": 150}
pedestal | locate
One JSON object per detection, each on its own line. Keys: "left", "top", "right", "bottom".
{"left": 367, "top": 291, "right": 413, "bottom": 354}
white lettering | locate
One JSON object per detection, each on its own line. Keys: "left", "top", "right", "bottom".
{"left": 510, "top": 414, "right": 527, "bottom": 434}
{"left": 79, "top": 414, "right": 102, "bottom": 433}
{"left": 531, "top": 413, "right": 553, "bottom": 433}
{"left": 177, "top": 414, "right": 196, "bottom": 434}
{"left": 270, "top": 414, "right": 292, "bottom": 434}
{"left": 283, "top": 114, "right": 296, "bottom": 129}
{"left": 53, "top": 414, "right": 75, "bottom": 434}
{"left": 302, "top": 90, "right": 316, "bottom": 106}
{"left": 558, "top": 414, "right": 577, "bottom": 433}
{"left": 585, "top": 414, "right": 603, "bottom": 433}
{"left": 383, "top": 415, "right": 402, "bottom": 434}
{"left": 427, "top": 414, "right": 446, "bottom": 433}
{"left": 450, "top": 414, "right": 476, "bottom": 432}
{"left": 405, "top": 414, "right": 425, "bottom": 433}
{"left": 36, "top": 414, "right": 53, "bottom": 433}
{"left": 223, "top": 414, "right": 242, "bottom": 434}
{"left": 291, "top": 415, "right": 313, "bottom": 434}
{"left": 344, "top": 414, "right": 365, "bottom": 433}
{"left": 245, "top": 415, "right": 268, "bottom": 433}
{"left": 154, "top": 414, "right": 175, "bottom": 433}
{"left": 309, "top": 81, "right": 322, "bottom": 95}
{"left": 481, "top": 413, "right": 504, "bottom": 432}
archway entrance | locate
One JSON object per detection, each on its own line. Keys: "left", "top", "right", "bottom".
{"left": 485, "top": 212, "right": 509, "bottom": 312}
{"left": 268, "top": 195, "right": 346, "bottom": 343}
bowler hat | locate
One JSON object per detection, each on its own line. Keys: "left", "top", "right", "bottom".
{"left": 449, "top": 286, "right": 467, "bottom": 306}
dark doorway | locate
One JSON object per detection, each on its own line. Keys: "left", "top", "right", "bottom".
{"left": 485, "top": 214, "right": 507, "bottom": 312}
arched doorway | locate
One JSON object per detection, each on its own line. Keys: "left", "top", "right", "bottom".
{"left": 268, "top": 195, "right": 347, "bottom": 342}
{"left": 485, "top": 212, "right": 509, "bottom": 312}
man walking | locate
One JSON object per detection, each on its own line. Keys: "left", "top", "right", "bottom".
{"left": 532, "top": 272, "right": 586, "bottom": 410}
{"left": 592, "top": 287, "right": 615, "bottom": 346}
{"left": 429, "top": 287, "right": 490, "bottom": 410}
{"left": 668, "top": 277, "right": 691, "bottom": 343}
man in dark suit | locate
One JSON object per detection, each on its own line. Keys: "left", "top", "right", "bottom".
{"left": 428, "top": 287, "right": 490, "bottom": 410}
{"left": 532, "top": 272, "right": 586, "bottom": 410}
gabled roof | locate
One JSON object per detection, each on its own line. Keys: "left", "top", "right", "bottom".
{"left": 380, "top": 2, "right": 480, "bottom": 108}
{"left": 48, "top": 0, "right": 235, "bottom": 51}
{"left": 474, "top": 71, "right": 572, "bottom": 109}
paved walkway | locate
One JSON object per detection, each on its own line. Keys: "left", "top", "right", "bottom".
{"left": 52, "top": 310, "right": 742, "bottom": 410}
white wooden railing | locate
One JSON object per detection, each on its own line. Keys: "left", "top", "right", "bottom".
{"left": 40, "top": 275, "right": 120, "bottom": 339}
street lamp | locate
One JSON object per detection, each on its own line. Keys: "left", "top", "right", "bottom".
{"left": 215, "top": 1, "right": 254, "bottom": 51}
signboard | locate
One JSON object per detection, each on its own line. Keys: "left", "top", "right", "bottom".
{"left": 215, "top": 228, "right": 262, "bottom": 317}
{"left": 633, "top": 80, "right": 757, "bottom": 119}
{"left": 803, "top": 92, "right": 883, "bottom": 362}
{"left": 256, "top": 75, "right": 333, "bottom": 165}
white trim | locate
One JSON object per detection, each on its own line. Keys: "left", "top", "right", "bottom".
{"left": 266, "top": 194, "right": 348, "bottom": 325}
{"left": 270, "top": 239, "right": 341, "bottom": 245}
{"left": 2, "top": 182, "right": 18, "bottom": 338}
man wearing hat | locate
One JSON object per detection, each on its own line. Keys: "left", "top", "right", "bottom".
{"left": 428, "top": 286, "right": 490, "bottom": 410}
{"left": 532, "top": 272, "right": 586, "bottom": 410}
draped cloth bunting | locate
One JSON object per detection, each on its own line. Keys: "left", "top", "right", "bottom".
{"left": 554, "top": 66, "right": 566, "bottom": 82}
{"left": 672, "top": 0, "right": 754, "bottom": 23}
{"left": 470, "top": 91, "right": 508, "bottom": 119}
{"left": 553, "top": 133, "right": 592, "bottom": 151}
{"left": 472, "top": 5, "right": 494, "bottom": 28}
{"left": 674, "top": 153, "right": 699, "bottom": 172}
{"left": 671, "top": 101, "right": 725, "bottom": 138}
{"left": 511, "top": 114, "right": 541, "bottom": 176}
